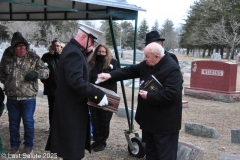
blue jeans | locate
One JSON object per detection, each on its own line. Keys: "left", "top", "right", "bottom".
{"left": 89, "top": 109, "right": 93, "bottom": 137}
{"left": 7, "top": 98, "right": 36, "bottom": 149}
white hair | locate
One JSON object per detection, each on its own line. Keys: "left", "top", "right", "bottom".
{"left": 144, "top": 42, "right": 165, "bottom": 57}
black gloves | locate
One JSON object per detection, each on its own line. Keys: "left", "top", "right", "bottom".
{"left": 25, "top": 71, "right": 38, "bottom": 81}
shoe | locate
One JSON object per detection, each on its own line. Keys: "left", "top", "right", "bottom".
{"left": 21, "top": 148, "right": 33, "bottom": 155}
{"left": 91, "top": 142, "right": 99, "bottom": 149}
{"left": 93, "top": 143, "right": 106, "bottom": 152}
{"left": 45, "top": 128, "right": 50, "bottom": 132}
{"left": 9, "top": 148, "right": 19, "bottom": 154}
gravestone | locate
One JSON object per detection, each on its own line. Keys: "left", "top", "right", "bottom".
{"left": 211, "top": 52, "right": 221, "bottom": 61}
{"left": 220, "top": 153, "right": 240, "bottom": 160}
{"left": 236, "top": 53, "right": 240, "bottom": 65}
{"left": 184, "top": 60, "right": 240, "bottom": 102}
{"left": 185, "top": 122, "right": 221, "bottom": 138}
{"left": 231, "top": 129, "right": 240, "bottom": 143}
{"left": 177, "top": 141, "right": 204, "bottom": 160}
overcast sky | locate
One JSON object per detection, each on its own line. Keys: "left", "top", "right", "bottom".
{"left": 127, "top": 0, "right": 196, "bottom": 28}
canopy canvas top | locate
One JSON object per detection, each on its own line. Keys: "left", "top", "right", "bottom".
{"left": 0, "top": 0, "right": 146, "bottom": 21}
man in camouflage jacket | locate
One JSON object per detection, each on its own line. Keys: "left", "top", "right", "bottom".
{"left": 0, "top": 32, "right": 49, "bottom": 155}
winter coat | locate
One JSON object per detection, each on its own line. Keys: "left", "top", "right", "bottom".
{"left": 90, "top": 59, "right": 118, "bottom": 92}
{"left": 110, "top": 53, "right": 183, "bottom": 134}
{"left": 0, "top": 36, "right": 49, "bottom": 100}
{"left": 49, "top": 39, "right": 105, "bottom": 159}
{"left": 41, "top": 44, "right": 64, "bottom": 95}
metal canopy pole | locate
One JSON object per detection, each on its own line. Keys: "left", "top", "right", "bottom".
{"left": 108, "top": 16, "right": 131, "bottom": 129}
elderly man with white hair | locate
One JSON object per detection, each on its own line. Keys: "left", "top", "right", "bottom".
{"left": 98, "top": 42, "right": 183, "bottom": 160}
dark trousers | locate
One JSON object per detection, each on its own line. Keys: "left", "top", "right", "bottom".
{"left": 47, "top": 95, "right": 55, "bottom": 129}
{"left": 89, "top": 106, "right": 113, "bottom": 145}
{"left": 142, "top": 130, "right": 179, "bottom": 160}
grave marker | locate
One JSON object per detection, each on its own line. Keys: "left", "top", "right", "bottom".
{"left": 184, "top": 60, "right": 240, "bottom": 102}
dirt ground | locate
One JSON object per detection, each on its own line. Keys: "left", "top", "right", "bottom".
{"left": 0, "top": 53, "right": 240, "bottom": 160}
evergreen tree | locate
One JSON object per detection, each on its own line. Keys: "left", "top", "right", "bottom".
{"left": 151, "top": 20, "right": 160, "bottom": 32}
{"left": 137, "top": 18, "right": 149, "bottom": 50}
{"left": 120, "top": 21, "right": 134, "bottom": 49}
{"left": 160, "top": 19, "right": 178, "bottom": 51}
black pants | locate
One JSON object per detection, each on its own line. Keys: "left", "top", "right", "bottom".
{"left": 89, "top": 106, "right": 113, "bottom": 145}
{"left": 142, "top": 130, "right": 179, "bottom": 160}
{"left": 47, "top": 95, "right": 55, "bottom": 129}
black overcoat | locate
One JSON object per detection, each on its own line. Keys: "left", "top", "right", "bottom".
{"left": 48, "top": 39, "right": 105, "bottom": 159}
{"left": 41, "top": 52, "right": 59, "bottom": 95}
{"left": 110, "top": 53, "right": 183, "bottom": 134}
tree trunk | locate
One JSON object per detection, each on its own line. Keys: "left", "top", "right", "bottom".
{"left": 187, "top": 48, "right": 190, "bottom": 55}
{"left": 226, "top": 47, "right": 231, "bottom": 59}
{"left": 230, "top": 46, "right": 235, "bottom": 60}
{"left": 220, "top": 47, "right": 224, "bottom": 58}
{"left": 207, "top": 47, "right": 211, "bottom": 57}
{"left": 202, "top": 49, "right": 206, "bottom": 58}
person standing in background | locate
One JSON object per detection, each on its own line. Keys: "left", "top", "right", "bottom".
{"left": 88, "top": 44, "right": 118, "bottom": 152}
{"left": 0, "top": 33, "right": 49, "bottom": 155}
{"left": 0, "top": 87, "right": 5, "bottom": 156}
{"left": 144, "top": 31, "right": 179, "bottom": 64}
{"left": 41, "top": 38, "right": 65, "bottom": 133}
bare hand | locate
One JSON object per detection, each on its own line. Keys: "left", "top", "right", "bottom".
{"left": 139, "top": 90, "right": 148, "bottom": 99}
{"left": 97, "top": 73, "right": 111, "bottom": 83}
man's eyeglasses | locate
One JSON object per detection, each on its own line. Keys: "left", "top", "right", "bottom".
{"left": 15, "top": 44, "right": 26, "bottom": 50}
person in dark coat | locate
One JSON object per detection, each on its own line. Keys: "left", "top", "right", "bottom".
{"left": 41, "top": 38, "right": 65, "bottom": 132}
{"left": 0, "top": 87, "right": 5, "bottom": 155}
{"left": 88, "top": 44, "right": 118, "bottom": 152}
{"left": 98, "top": 42, "right": 183, "bottom": 160}
{"left": 46, "top": 27, "right": 108, "bottom": 160}
{"left": 144, "top": 30, "right": 179, "bottom": 64}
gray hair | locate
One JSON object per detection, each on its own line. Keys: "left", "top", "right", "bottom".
{"left": 144, "top": 42, "right": 165, "bottom": 57}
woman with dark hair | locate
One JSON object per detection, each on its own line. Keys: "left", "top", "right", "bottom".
{"left": 41, "top": 38, "right": 65, "bottom": 132}
{"left": 88, "top": 44, "right": 118, "bottom": 152}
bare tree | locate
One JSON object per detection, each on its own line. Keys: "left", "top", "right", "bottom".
{"left": 6, "top": 21, "right": 40, "bottom": 42}
{"left": 204, "top": 16, "right": 240, "bottom": 59}
{"left": 45, "top": 24, "right": 59, "bottom": 45}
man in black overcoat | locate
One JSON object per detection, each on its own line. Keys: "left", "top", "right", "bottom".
{"left": 46, "top": 27, "right": 108, "bottom": 160}
{"left": 98, "top": 42, "right": 183, "bottom": 160}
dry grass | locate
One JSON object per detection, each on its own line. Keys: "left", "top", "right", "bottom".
{"left": 0, "top": 53, "right": 240, "bottom": 160}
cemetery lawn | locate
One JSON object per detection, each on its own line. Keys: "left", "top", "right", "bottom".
{"left": 0, "top": 53, "right": 239, "bottom": 159}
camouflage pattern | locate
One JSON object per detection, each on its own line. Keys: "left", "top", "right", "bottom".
{"left": 0, "top": 35, "right": 49, "bottom": 100}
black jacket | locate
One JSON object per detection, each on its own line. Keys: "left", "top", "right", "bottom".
{"left": 41, "top": 52, "right": 60, "bottom": 95}
{"left": 110, "top": 53, "right": 183, "bottom": 134}
{"left": 90, "top": 59, "right": 118, "bottom": 92}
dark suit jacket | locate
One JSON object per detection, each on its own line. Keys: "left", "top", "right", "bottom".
{"left": 49, "top": 39, "right": 105, "bottom": 159}
{"left": 165, "top": 50, "right": 179, "bottom": 64}
{"left": 110, "top": 53, "right": 183, "bottom": 134}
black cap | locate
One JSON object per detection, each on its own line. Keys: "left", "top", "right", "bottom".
{"left": 13, "top": 32, "right": 23, "bottom": 37}
{"left": 51, "top": 38, "right": 60, "bottom": 44}
{"left": 144, "top": 31, "right": 165, "bottom": 46}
